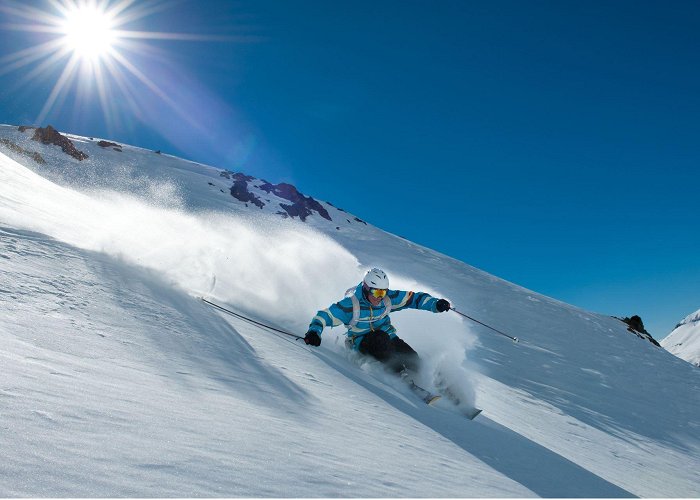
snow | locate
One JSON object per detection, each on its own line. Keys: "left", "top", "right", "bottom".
{"left": 1, "top": 124, "right": 699, "bottom": 497}
{"left": 662, "top": 309, "right": 700, "bottom": 367}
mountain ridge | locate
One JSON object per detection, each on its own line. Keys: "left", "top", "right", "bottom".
{"left": 662, "top": 308, "right": 700, "bottom": 367}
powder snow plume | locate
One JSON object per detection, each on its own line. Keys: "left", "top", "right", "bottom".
{"left": 0, "top": 152, "right": 360, "bottom": 330}
{"left": 1, "top": 150, "right": 478, "bottom": 396}
{"left": 386, "top": 272, "right": 479, "bottom": 407}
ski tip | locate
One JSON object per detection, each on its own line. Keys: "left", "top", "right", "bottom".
{"left": 426, "top": 394, "right": 442, "bottom": 406}
{"left": 464, "top": 408, "right": 483, "bottom": 420}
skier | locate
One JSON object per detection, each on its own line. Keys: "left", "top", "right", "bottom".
{"left": 304, "top": 268, "right": 451, "bottom": 375}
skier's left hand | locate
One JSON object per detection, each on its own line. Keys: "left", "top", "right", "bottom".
{"left": 304, "top": 330, "right": 321, "bottom": 346}
{"left": 436, "top": 299, "right": 451, "bottom": 312}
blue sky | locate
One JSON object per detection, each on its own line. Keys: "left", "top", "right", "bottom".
{"left": 1, "top": 0, "right": 698, "bottom": 338}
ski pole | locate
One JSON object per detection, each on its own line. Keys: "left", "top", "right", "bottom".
{"left": 201, "top": 297, "right": 305, "bottom": 341}
{"left": 451, "top": 307, "right": 519, "bottom": 343}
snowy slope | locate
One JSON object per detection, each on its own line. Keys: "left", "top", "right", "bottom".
{"left": 662, "top": 309, "right": 700, "bottom": 367}
{"left": 1, "top": 124, "right": 699, "bottom": 497}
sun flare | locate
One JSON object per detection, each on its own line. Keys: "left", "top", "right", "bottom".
{"left": 0, "top": 0, "right": 246, "bottom": 128}
{"left": 61, "top": 4, "right": 116, "bottom": 61}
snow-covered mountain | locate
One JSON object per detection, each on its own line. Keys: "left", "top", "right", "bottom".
{"left": 662, "top": 309, "right": 700, "bottom": 367}
{"left": 1, "top": 124, "right": 699, "bottom": 497}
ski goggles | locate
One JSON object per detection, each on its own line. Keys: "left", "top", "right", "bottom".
{"left": 368, "top": 287, "right": 388, "bottom": 298}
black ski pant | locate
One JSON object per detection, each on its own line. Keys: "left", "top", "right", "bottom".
{"left": 358, "top": 330, "right": 421, "bottom": 374}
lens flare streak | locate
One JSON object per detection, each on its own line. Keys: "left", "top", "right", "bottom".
{"left": 0, "top": 0, "right": 241, "bottom": 130}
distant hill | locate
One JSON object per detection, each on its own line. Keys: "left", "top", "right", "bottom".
{"left": 662, "top": 309, "right": 700, "bottom": 367}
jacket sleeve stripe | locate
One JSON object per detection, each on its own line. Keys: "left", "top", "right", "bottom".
{"left": 392, "top": 291, "right": 414, "bottom": 310}
{"left": 310, "top": 307, "right": 345, "bottom": 334}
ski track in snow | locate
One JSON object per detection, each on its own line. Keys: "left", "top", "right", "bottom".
{"left": 1, "top": 127, "right": 699, "bottom": 497}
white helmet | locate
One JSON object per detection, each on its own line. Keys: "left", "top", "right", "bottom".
{"left": 363, "top": 268, "right": 389, "bottom": 289}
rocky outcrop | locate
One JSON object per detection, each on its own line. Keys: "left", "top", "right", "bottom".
{"left": 220, "top": 170, "right": 333, "bottom": 222}
{"left": 97, "top": 140, "right": 122, "bottom": 152}
{"left": 0, "top": 138, "right": 45, "bottom": 164}
{"left": 619, "top": 315, "right": 661, "bottom": 347}
{"left": 28, "top": 125, "right": 88, "bottom": 161}
{"left": 229, "top": 173, "right": 265, "bottom": 209}
{"left": 258, "top": 181, "right": 331, "bottom": 222}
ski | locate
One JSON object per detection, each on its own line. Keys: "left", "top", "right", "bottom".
{"left": 434, "top": 373, "right": 483, "bottom": 420}
{"left": 410, "top": 380, "right": 442, "bottom": 405}
{"left": 441, "top": 385, "right": 482, "bottom": 419}
{"left": 463, "top": 407, "right": 483, "bottom": 420}
{"left": 400, "top": 370, "right": 441, "bottom": 405}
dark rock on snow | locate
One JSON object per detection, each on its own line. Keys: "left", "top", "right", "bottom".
{"left": 0, "top": 138, "right": 46, "bottom": 164}
{"left": 619, "top": 315, "right": 661, "bottom": 347}
{"left": 229, "top": 173, "right": 265, "bottom": 209}
{"left": 223, "top": 170, "right": 333, "bottom": 222}
{"left": 97, "top": 140, "right": 122, "bottom": 151}
{"left": 258, "top": 181, "right": 331, "bottom": 221}
{"left": 29, "top": 125, "right": 88, "bottom": 161}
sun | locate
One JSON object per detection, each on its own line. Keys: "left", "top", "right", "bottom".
{"left": 60, "top": 4, "right": 116, "bottom": 61}
{"left": 0, "top": 0, "right": 249, "bottom": 128}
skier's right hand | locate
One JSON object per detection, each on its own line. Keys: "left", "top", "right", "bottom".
{"left": 436, "top": 299, "right": 451, "bottom": 312}
{"left": 304, "top": 331, "right": 321, "bottom": 347}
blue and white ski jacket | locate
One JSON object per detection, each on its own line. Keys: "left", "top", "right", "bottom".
{"left": 308, "top": 283, "right": 440, "bottom": 349}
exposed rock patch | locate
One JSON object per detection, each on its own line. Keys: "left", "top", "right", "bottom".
{"left": 219, "top": 169, "right": 360, "bottom": 223}
{"left": 229, "top": 172, "right": 265, "bottom": 209}
{"left": 29, "top": 125, "right": 88, "bottom": 161}
{"left": 221, "top": 170, "right": 333, "bottom": 221}
{"left": 97, "top": 140, "right": 122, "bottom": 152}
{"left": 0, "top": 138, "right": 46, "bottom": 164}
{"left": 618, "top": 315, "right": 661, "bottom": 347}
{"left": 258, "top": 181, "right": 331, "bottom": 221}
